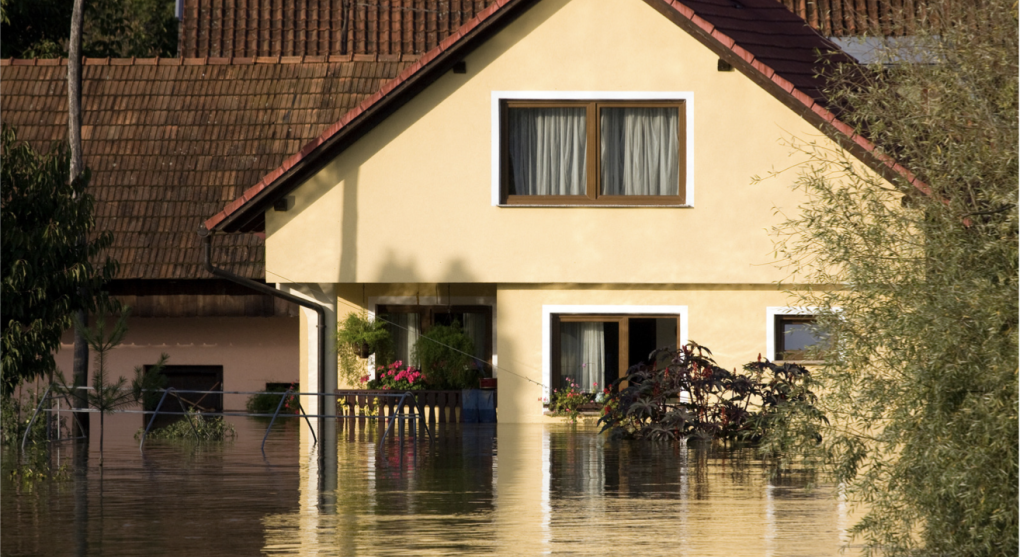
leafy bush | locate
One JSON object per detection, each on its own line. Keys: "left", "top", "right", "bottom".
{"left": 598, "top": 342, "right": 826, "bottom": 444}
{"left": 1, "top": 389, "right": 50, "bottom": 448}
{"left": 245, "top": 383, "right": 297, "bottom": 415}
{"left": 413, "top": 321, "right": 478, "bottom": 390}
{"left": 140, "top": 409, "right": 236, "bottom": 441}
{"left": 336, "top": 311, "right": 392, "bottom": 386}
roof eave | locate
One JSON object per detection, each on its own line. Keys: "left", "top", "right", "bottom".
{"left": 205, "top": 0, "right": 539, "bottom": 234}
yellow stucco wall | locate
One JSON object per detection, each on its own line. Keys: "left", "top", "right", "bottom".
{"left": 265, "top": 0, "right": 841, "bottom": 285}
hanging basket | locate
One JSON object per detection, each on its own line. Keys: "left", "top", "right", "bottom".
{"left": 355, "top": 342, "right": 373, "bottom": 359}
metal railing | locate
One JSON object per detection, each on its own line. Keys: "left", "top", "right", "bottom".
{"left": 19, "top": 386, "right": 434, "bottom": 457}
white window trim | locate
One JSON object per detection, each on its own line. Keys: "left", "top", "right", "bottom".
{"left": 491, "top": 91, "right": 695, "bottom": 207}
{"left": 540, "top": 304, "right": 688, "bottom": 401}
{"left": 368, "top": 295, "right": 498, "bottom": 379}
{"left": 766, "top": 306, "right": 824, "bottom": 362}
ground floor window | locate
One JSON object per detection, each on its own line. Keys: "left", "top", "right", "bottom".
{"left": 551, "top": 314, "right": 680, "bottom": 393}
{"left": 767, "top": 307, "right": 830, "bottom": 363}
{"left": 376, "top": 305, "right": 492, "bottom": 370}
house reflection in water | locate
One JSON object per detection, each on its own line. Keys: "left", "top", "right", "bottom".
{"left": 263, "top": 423, "right": 854, "bottom": 556}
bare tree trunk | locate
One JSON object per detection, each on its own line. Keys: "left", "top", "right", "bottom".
{"left": 69, "top": 0, "right": 89, "bottom": 439}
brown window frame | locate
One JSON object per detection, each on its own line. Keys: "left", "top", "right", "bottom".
{"left": 500, "top": 100, "right": 687, "bottom": 206}
{"left": 550, "top": 314, "right": 681, "bottom": 392}
{"left": 774, "top": 314, "right": 827, "bottom": 363}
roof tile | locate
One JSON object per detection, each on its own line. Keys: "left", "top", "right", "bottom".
{"left": 1, "top": 57, "right": 411, "bottom": 279}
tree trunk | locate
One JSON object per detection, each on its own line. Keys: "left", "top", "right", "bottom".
{"left": 68, "top": 0, "right": 89, "bottom": 439}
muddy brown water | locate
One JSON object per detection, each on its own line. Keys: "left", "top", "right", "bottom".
{"left": 2, "top": 414, "right": 855, "bottom": 556}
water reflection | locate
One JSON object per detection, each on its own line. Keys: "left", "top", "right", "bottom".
{"left": 3, "top": 417, "right": 853, "bottom": 556}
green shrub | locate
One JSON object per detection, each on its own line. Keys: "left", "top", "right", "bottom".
{"left": 1, "top": 389, "right": 49, "bottom": 448}
{"left": 413, "top": 321, "right": 478, "bottom": 390}
{"left": 336, "top": 311, "right": 392, "bottom": 386}
{"left": 245, "top": 383, "right": 297, "bottom": 415}
{"left": 139, "top": 409, "right": 236, "bottom": 441}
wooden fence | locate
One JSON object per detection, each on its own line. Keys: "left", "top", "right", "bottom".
{"left": 335, "top": 390, "right": 464, "bottom": 424}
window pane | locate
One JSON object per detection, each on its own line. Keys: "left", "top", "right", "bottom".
{"left": 782, "top": 322, "right": 819, "bottom": 352}
{"left": 600, "top": 107, "right": 679, "bottom": 196}
{"left": 777, "top": 316, "right": 829, "bottom": 360}
{"left": 507, "top": 107, "right": 587, "bottom": 195}
{"left": 560, "top": 322, "right": 605, "bottom": 392}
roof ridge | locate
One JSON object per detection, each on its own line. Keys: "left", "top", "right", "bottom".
{"left": 1, "top": 54, "right": 421, "bottom": 67}
{"left": 667, "top": 0, "right": 927, "bottom": 195}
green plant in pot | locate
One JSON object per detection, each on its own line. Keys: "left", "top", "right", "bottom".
{"left": 336, "top": 311, "right": 392, "bottom": 386}
{"left": 413, "top": 321, "right": 479, "bottom": 390}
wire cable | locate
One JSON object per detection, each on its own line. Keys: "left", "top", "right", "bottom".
{"left": 265, "top": 272, "right": 548, "bottom": 389}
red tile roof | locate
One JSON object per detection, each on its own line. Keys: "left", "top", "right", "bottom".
{"left": 179, "top": 0, "right": 500, "bottom": 58}
{"left": 207, "top": 0, "right": 923, "bottom": 234}
{"left": 1, "top": 55, "right": 415, "bottom": 280}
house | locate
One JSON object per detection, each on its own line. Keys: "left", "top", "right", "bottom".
{"left": 2, "top": 0, "right": 901, "bottom": 416}
{"left": 202, "top": 0, "right": 901, "bottom": 423}
{"left": 0, "top": 57, "right": 413, "bottom": 410}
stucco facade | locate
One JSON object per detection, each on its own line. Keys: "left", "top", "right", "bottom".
{"left": 213, "top": 0, "right": 881, "bottom": 422}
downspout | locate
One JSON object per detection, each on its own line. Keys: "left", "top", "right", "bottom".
{"left": 198, "top": 231, "right": 327, "bottom": 412}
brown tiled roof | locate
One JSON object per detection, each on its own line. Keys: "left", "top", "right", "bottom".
{"left": 209, "top": 0, "right": 926, "bottom": 234}
{"left": 179, "top": 0, "right": 499, "bottom": 58}
{"left": 178, "top": 0, "right": 928, "bottom": 60}
{"left": 777, "top": 0, "right": 929, "bottom": 37}
{"left": 1, "top": 55, "right": 414, "bottom": 280}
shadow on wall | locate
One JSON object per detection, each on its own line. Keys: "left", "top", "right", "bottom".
{"left": 372, "top": 249, "right": 479, "bottom": 285}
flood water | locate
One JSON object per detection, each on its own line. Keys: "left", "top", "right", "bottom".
{"left": 3, "top": 414, "right": 855, "bottom": 556}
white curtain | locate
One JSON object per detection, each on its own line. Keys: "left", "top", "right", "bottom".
{"left": 386, "top": 313, "right": 420, "bottom": 366}
{"left": 508, "top": 107, "right": 587, "bottom": 195}
{"left": 462, "top": 312, "right": 487, "bottom": 369}
{"left": 600, "top": 107, "right": 679, "bottom": 195}
{"left": 560, "top": 322, "right": 605, "bottom": 392}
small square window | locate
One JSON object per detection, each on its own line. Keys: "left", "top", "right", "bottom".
{"left": 774, "top": 315, "right": 829, "bottom": 362}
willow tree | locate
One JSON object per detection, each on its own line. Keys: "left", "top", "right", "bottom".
{"left": 769, "top": 1, "right": 1018, "bottom": 554}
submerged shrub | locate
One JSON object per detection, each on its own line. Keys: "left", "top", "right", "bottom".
{"left": 246, "top": 383, "right": 296, "bottom": 415}
{"left": 598, "top": 342, "right": 826, "bottom": 444}
{"left": 140, "top": 409, "right": 236, "bottom": 441}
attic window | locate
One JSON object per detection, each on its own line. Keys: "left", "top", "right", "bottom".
{"left": 499, "top": 100, "right": 686, "bottom": 206}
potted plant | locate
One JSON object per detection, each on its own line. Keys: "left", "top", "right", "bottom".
{"left": 337, "top": 311, "right": 391, "bottom": 357}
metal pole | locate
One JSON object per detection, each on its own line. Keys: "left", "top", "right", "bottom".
{"left": 262, "top": 388, "right": 293, "bottom": 454}
{"left": 21, "top": 385, "right": 53, "bottom": 452}
{"left": 172, "top": 390, "right": 201, "bottom": 441}
{"left": 296, "top": 399, "right": 318, "bottom": 444}
{"left": 139, "top": 389, "right": 171, "bottom": 452}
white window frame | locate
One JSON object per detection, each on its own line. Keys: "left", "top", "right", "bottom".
{"left": 491, "top": 91, "right": 695, "bottom": 207}
{"left": 541, "top": 304, "right": 688, "bottom": 401}
{"left": 766, "top": 306, "right": 830, "bottom": 362}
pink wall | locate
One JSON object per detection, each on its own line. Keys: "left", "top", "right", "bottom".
{"left": 54, "top": 316, "right": 299, "bottom": 411}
